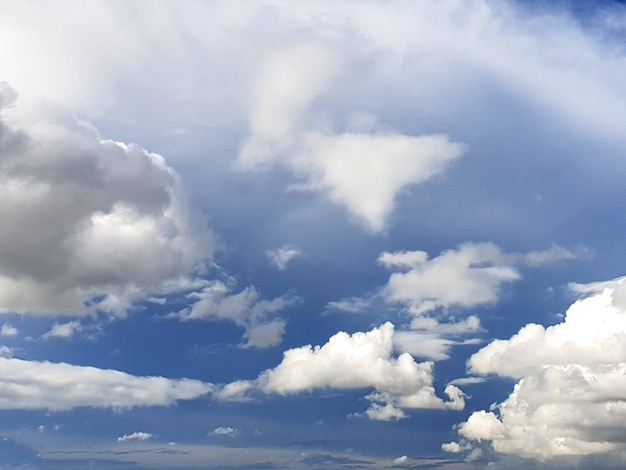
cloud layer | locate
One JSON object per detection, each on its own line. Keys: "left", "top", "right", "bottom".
{"left": 0, "top": 357, "right": 213, "bottom": 411}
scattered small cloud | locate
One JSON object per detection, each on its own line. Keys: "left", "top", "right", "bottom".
{"left": 209, "top": 426, "right": 240, "bottom": 438}
{"left": 266, "top": 245, "right": 304, "bottom": 270}
{"left": 42, "top": 321, "right": 81, "bottom": 339}
{"left": 0, "top": 323, "right": 17, "bottom": 337}
{"left": 117, "top": 432, "right": 153, "bottom": 442}
{"left": 168, "top": 280, "right": 299, "bottom": 348}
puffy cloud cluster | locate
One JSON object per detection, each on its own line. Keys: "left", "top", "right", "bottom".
{"left": 329, "top": 243, "right": 577, "bottom": 361}
{"left": 238, "top": 43, "right": 465, "bottom": 233}
{"left": 450, "top": 277, "right": 626, "bottom": 460}
{"left": 169, "top": 280, "right": 298, "bottom": 348}
{"left": 224, "top": 322, "right": 466, "bottom": 420}
{"left": 0, "top": 356, "right": 213, "bottom": 411}
{"left": 0, "top": 83, "right": 211, "bottom": 316}
{"left": 380, "top": 243, "right": 577, "bottom": 315}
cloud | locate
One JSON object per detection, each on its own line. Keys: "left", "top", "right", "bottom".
{"left": 393, "top": 331, "right": 481, "bottom": 362}
{"left": 454, "top": 276, "right": 626, "bottom": 459}
{"left": 0, "top": 83, "right": 212, "bottom": 316}
{"left": 238, "top": 43, "right": 465, "bottom": 233}
{"left": 0, "top": 323, "right": 17, "bottom": 337}
{"left": 380, "top": 243, "right": 577, "bottom": 315}
{"left": 266, "top": 245, "right": 304, "bottom": 270}
{"left": 392, "top": 455, "right": 407, "bottom": 465}
{"left": 117, "top": 432, "right": 153, "bottom": 442}
{"left": 293, "top": 132, "right": 465, "bottom": 233}
{"left": 42, "top": 320, "right": 81, "bottom": 339}
{"left": 0, "top": 356, "right": 213, "bottom": 411}
{"left": 209, "top": 426, "right": 240, "bottom": 438}
{"left": 241, "top": 320, "right": 287, "bottom": 349}
{"left": 169, "top": 280, "right": 298, "bottom": 348}
{"left": 254, "top": 322, "right": 464, "bottom": 419}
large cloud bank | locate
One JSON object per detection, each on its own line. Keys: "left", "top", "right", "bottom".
{"left": 449, "top": 277, "right": 626, "bottom": 460}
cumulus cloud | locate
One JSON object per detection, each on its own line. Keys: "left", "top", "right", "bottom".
{"left": 0, "top": 356, "right": 213, "bottom": 411}
{"left": 392, "top": 455, "right": 408, "bottom": 465}
{"left": 238, "top": 43, "right": 465, "bottom": 233}
{"left": 0, "top": 83, "right": 211, "bottom": 316}
{"left": 209, "top": 426, "right": 240, "bottom": 438}
{"left": 117, "top": 432, "right": 153, "bottom": 442}
{"left": 380, "top": 243, "right": 577, "bottom": 315}
{"left": 254, "top": 322, "right": 464, "bottom": 419}
{"left": 266, "top": 245, "right": 304, "bottom": 270}
{"left": 453, "top": 276, "right": 626, "bottom": 459}
{"left": 168, "top": 280, "right": 298, "bottom": 348}
{"left": 42, "top": 321, "right": 81, "bottom": 339}
{"left": 0, "top": 323, "right": 17, "bottom": 337}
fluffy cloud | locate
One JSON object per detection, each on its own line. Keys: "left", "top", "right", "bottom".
{"left": 118, "top": 432, "right": 153, "bottom": 442}
{"left": 453, "top": 276, "right": 626, "bottom": 459}
{"left": 238, "top": 43, "right": 465, "bottom": 233}
{"left": 255, "top": 322, "right": 464, "bottom": 420}
{"left": 0, "top": 83, "right": 211, "bottom": 316}
{"left": 266, "top": 245, "right": 304, "bottom": 270}
{"left": 380, "top": 243, "right": 577, "bottom": 315}
{"left": 0, "top": 356, "right": 213, "bottom": 411}
{"left": 169, "top": 280, "right": 298, "bottom": 348}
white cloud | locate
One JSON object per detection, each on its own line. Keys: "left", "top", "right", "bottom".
{"left": 241, "top": 320, "right": 286, "bottom": 349}
{"left": 445, "top": 377, "right": 485, "bottom": 387}
{"left": 209, "top": 426, "right": 240, "bottom": 438}
{"left": 256, "top": 322, "right": 464, "bottom": 419}
{"left": 294, "top": 132, "right": 464, "bottom": 233}
{"left": 456, "top": 276, "right": 626, "bottom": 459}
{"left": 0, "top": 356, "right": 213, "bottom": 411}
{"left": 393, "top": 331, "right": 480, "bottom": 361}
{"left": 42, "top": 320, "right": 81, "bottom": 339}
{"left": 118, "top": 432, "right": 153, "bottom": 442}
{"left": 238, "top": 43, "right": 340, "bottom": 168}
{"left": 238, "top": 43, "right": 465, "bottom": 234}
{"left": 0, "top": 323, "right": 18, "bottom": 337}
{"left": 0, "top": 83, "right": 212, "bottom": 316}
{"left": 324, "top": 296, "right": 373, "bottom": 314}
{"left": 266, "top": 245, "right": 304, "bottom": 270}
{"left": 392, "top": 455, "right": 408, "bottom": 465}
{"left": 169, "top": 280, "right": 298, "bottom": 348}
{"left": 380, "top": 242, "right": 577, "bottom": 315}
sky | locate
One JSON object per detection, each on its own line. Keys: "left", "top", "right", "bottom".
{"left": 0, "top": 0, "right": 626, "bottom": 468}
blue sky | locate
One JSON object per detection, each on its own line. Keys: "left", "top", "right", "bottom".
{"left": 0, "top": 0, "right": 626, "bottom": 468}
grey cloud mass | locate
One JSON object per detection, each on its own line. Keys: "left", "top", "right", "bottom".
{"left": 0, "top": 83, "right": 212, "bottom": 315}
